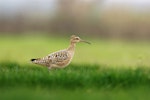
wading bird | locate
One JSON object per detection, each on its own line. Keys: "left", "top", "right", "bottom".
{"left": 31, "top": 35, "right": 91, "bottom": 70}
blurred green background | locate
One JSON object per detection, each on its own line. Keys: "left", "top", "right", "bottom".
{"left": 0, "top": 0, "right": 150, "bottom": 100}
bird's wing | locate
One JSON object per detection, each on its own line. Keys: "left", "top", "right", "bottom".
{"left": 48, "top": 50, "right": 70, "bottom": 64}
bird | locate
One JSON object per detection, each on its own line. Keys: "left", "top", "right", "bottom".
{"left": 31, "top": 35, "right": 91, "bottom": 70}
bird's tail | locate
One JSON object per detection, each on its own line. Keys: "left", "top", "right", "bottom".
{"left": 31, "top": 59, "right": 36, "bottom": 62}
{"left": 30, "top": 58, "right": 40, "bottom": 64}
{"left": 30, "top": 58, "right": 48, "bottom": 66}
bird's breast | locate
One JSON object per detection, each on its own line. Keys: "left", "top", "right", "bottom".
{"left": 51, "top": 50, "right": 74, "bottom": 68}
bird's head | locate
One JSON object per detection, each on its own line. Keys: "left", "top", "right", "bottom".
{"left": 70, "top": 35, "right": 91, "bottom": 44}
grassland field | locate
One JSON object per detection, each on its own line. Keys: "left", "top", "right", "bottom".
{"left": 0, "top": 35, "right": 150, "bottom": 100}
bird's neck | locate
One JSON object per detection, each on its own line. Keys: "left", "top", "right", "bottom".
{"left": 67, "top": 42, "right": 76, "bottom": 51}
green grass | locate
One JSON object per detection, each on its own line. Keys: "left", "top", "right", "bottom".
{"left": 0, "top": 62, "right": 150, "bottom": 100}
{"left": 0, "top": 62, "right": 150, "bottom": 88}
{"left": 1, "top": 35, "right": 150, "bottom": 100}
{"left": 1, "top": 87, "right": 150, "bottom": 100}
{"left": 1, "top": 62, "right": 150, "bottom": 88}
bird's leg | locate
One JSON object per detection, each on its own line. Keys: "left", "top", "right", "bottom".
{"left": 48, "top": 66, "right": 51, "bottom": 71}
{"left": 54, "top": 68, "right": 58, "bottom": 71}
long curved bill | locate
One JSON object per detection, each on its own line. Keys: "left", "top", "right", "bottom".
{"left": 80, "top": 40, "right": 91, "bottom": 44}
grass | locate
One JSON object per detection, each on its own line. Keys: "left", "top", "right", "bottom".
{"left": 0, "top": 62, "right": 150, "bottom": 100}
{"left": 1, "top": 87, "right": 150, "bottom": 100}
{"left": 1, "top": 35, "right": 150, "bottom": 100}
{"left": 0, "top": 62, "right": 150, "bottom": 89}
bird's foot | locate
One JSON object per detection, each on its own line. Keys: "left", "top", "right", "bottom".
{"left": 48, "top": 66, "right": 51, "bottom": 71}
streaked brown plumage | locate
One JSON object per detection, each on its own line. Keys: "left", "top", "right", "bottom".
{"left": 31, "top": 35, "right": 91, "bottom": 70}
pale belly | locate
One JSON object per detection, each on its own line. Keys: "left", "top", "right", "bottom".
{"left": 51, "top": 60, "right": 71, "bottom": 68}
